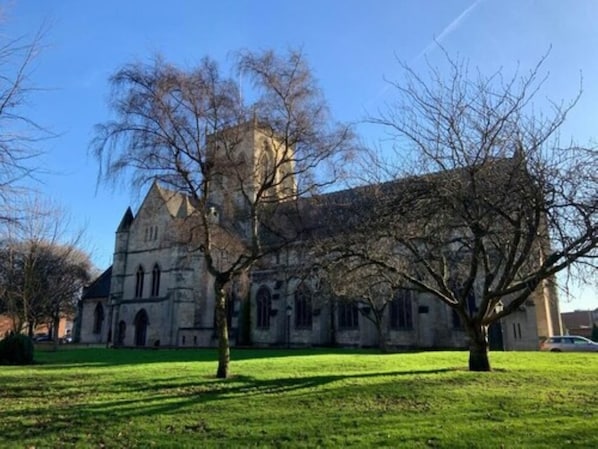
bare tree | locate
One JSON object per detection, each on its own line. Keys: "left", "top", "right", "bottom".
{"left": 93, "top": 49, "right": 354, "bottom": 378}
{"left": 0, "top": 200, "right": 93, "bottom": 342}
{"left": 0, "top": 22, "right": 47, "bottom": 226}
{"left": 339, "top": 54, "right": 598, "bottom": 371}
{"left": 327, "top": 264, "right": 397, "bottom": 352}
{"left": 45, "top": 244, "right": 91, "bottom": 350}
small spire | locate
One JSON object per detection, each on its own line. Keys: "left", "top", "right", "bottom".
{"left": 117, "top": 207, "right": 134, "bottom": 232}
{"left": 513, "top": 140, "right": 525, "bottom": 161}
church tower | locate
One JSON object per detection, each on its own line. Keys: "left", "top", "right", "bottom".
{"left": 207, "top": 121, "right": 297, "bottom": 225}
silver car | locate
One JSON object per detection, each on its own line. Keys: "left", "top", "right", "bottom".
{"left": 540, "top": 335, "right": 598, "bottom": 352}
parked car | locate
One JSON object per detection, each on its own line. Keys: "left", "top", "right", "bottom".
{"left": 540, "top": 335, "right": 598, "bottom": 352}
{"left": 33, "top": 333, "right": 52, "bottom": 342}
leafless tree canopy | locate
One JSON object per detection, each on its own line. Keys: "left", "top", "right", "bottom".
{"left": 92, "top": 49, "right": 355, "bottom": 378}
{"left": 0, "top": 200, "right": 93, "bottom": 342}
{"left": 0, "top": 25, "right": 47, "bottom": 225}
{"left": 237, "top": 50, "right": 354, "bottom": 195}
{"left": 320, "top": 54, "right": 597, "bottom": 371}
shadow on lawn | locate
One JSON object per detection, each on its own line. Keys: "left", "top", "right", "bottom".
{"left": 0, "top": 367, "right": 461, "bottom": 443}
{"left": 34, "top": 346, "right": 411, "bottom": 369}
{"left": 109, "top": 366, "right": 458, "bottom": 396}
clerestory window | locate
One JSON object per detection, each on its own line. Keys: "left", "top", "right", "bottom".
{"left": 151, "top": 263, "right": 160, "bottom": 297}
{"left": 135, "top": 265, "right": 145, "bottom": 298}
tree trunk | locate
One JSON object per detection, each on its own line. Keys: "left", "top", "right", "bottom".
{"left": 214, "top": 280, "right": 230, "bottom": 379}
{"left": 375, "top": 321, "right": 388, "bottom": 353}
{"left": 467, "top": 321, "right": 491, "bottom": 372}
{"left": 52, "top": 314, "right": 60, "bottom": 352}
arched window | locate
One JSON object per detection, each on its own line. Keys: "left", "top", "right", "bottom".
{"left": 135, "top": 265, "right": 144, "bottom": 298}
{"left": 294, "top": 283, "right": 313, "bottom": 329}
{"left": 260, "top": 141, "right": 275, "bottom": 184}
{"left": 151, "top": 264, "right": 161, "bottom": 297}
{"left": 117, "top": 320, "right": 126, "bottom": 346}
{"left": 256, "top": 286, "right": 272, "bottom": 329}
{"left": 390, "top": 289, "right": 413, "bottom": 330}
{"left": 134, "top": 309, "right": 149, "bottom": 347}
{"left": 450, "top": 282, "right": 477, "bottom": 329}
{"left": 338, "top": 302, "right": 359, "bottom": 329}
{"left": 93, "top": 302, "right": 104, "bottom": 334}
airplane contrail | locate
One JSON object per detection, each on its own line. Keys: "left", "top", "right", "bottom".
{"left": 364, "top": 0, "right": 484, "bottom": 112}
{"left": 415, "top": 0, "right": 484, "bottom": 61}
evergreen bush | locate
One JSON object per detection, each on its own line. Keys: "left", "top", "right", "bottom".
{"left": 0, "top": 333, "right": 35, "bottom": 365}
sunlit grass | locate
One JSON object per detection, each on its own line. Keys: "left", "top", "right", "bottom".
{"left": 1, "top": 348, "right": 596, "bottom": 448}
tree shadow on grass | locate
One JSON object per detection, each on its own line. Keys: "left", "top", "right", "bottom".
{"left": 33, "top": 346, "right": 396, "bottom": 369}
{"left": 0, "top": 366, "right": 464, "bottom": 443}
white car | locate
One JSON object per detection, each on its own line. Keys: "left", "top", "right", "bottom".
{"left": 540, "top": 335, "right": 598, "bottom": 352}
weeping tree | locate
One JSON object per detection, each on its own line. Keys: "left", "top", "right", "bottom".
{"left": 92, "top": 49, "right": 354, "bottom": 378}
{"left": 366, "top": 55, "right": 597, "bottom": 371}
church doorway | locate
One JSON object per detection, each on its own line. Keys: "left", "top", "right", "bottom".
{"left": 134, "top": 309, "right": 149, "bottom": 347}
{"left": 489, "top": 321, "right": 504, "bottom": 351}
{"left": 117, "top": 320, "right": 126, "bottom": 346}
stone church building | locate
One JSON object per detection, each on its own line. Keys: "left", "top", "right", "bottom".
{"left": 78, "top": 124, "right": 562, "bottom": 351}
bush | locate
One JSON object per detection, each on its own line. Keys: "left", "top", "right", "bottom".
{"left": 0, "top": 333, "right": 34, "bottom": 365}
{"left": 591, "top": 324, "right": 598, "bottom": 343}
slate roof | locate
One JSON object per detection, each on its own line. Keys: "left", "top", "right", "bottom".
{"left": 81, "top": 266, "right": 112, "bottom": 300}
{"left": 261, "top": 158, "right": 519, "bottom": 245}
{"left": 117, "top": 208, "right": 134, "bottom": 232}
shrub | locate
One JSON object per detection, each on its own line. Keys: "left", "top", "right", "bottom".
{"left": 0, "top": 334, "right": 35, "bottom": 365}
{"left": 591, "top": 324, "right": 598, "bottom": 343}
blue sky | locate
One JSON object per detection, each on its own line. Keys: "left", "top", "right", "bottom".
{"left": 3, "top": 0, "right": 596, "bottom": 312}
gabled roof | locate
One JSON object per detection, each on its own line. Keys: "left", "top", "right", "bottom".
{"left": 117, "top": 207, "right": 134, "bottom": 232}
{"left": 81, "top": 266, "right": 112, "bottom": 300}
{"left": 176, "top": 195, "right": 196, "bottom": 218}
{"left": 151, "top": 181, "right": 197, "bottom": 218}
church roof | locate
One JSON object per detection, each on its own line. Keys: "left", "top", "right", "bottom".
{"left": 117, "top": 207, "right": 134, "bottom": 232}
{"left": 153, "top": 182, "right": 198, "bottom": 218}
{"left": 81, "top": 266, "right": 112, "bottom": 300}
{"left": 176, "top": 195, "right": 196, "bottom": 218}
{"left": 260, "top": 157, "right": 526, "bottom": 245}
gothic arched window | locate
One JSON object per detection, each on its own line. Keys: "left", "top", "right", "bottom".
{"left": 294, "top": 283, "right": 313, "bottom": 329}
{"left": 450, "top": 281, "right": 477, "bottom": 329}
{"left": 260, "top": 141, "right": 275, "bottom": 182}
{"left": 256, "top": 286, "right": 272, "bottom": 329}
{"left": 93, "top": 302, "right": 104, "bottom": 334}
{"left": 151, "top": 263, "right": 161, "bottom": 297}
{"left": 338, "top": 301, "right": 359, "bottom": 329}
{"left": 390, "top": 289, "right": 413, "bottom": 330}
{"left": 135, "top": 265, "right": 145, "bottom": 298}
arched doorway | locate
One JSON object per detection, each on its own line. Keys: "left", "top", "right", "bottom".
{"left": 134, "top": 309, "right": 149, "bottom": 347}
{"left": 489, "top": 321, "right": 504, "bottom": 351}
{"left": 117, "top": 320, "right": 126, "bottom": 346}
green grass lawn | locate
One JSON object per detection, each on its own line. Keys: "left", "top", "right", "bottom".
{"left": 1, "top": 348, "right": 596, "bottom": 448}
